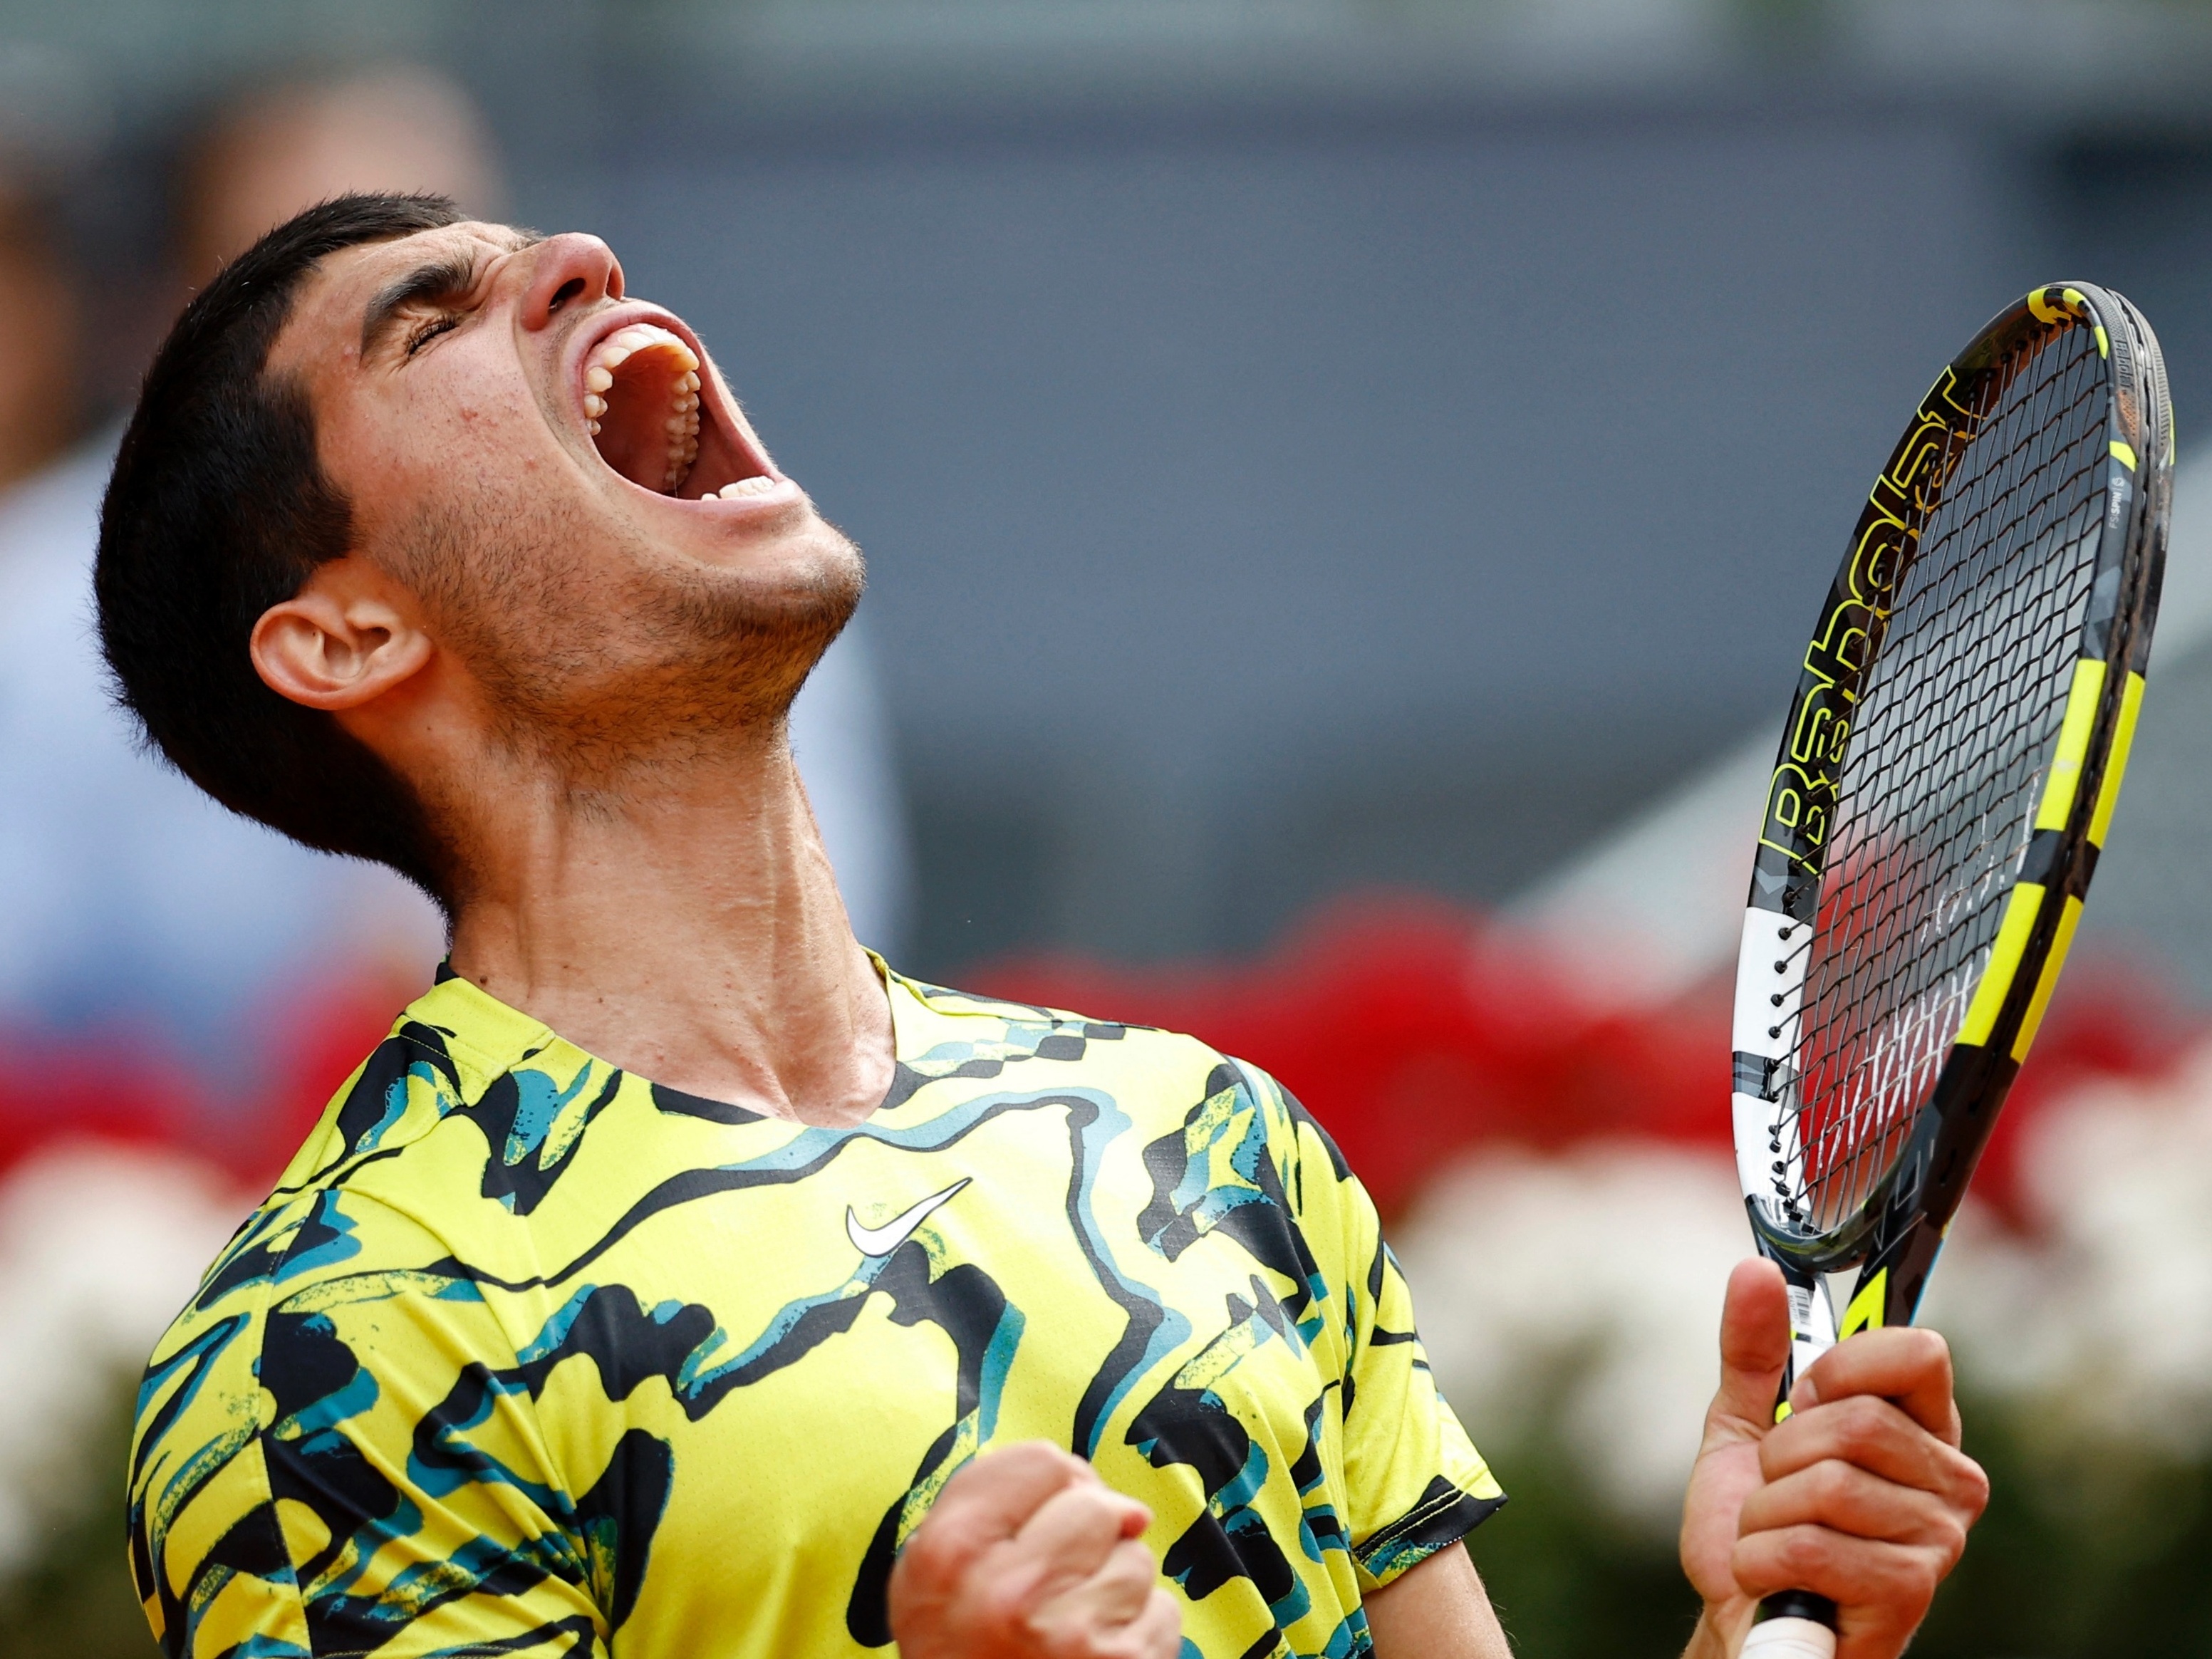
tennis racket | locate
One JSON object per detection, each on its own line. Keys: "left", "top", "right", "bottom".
{"left": 1730, "top": 283, "right": 2171, "bottom": 1659}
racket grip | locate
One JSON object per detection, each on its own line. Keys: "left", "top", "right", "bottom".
{"left": 1741, "top": 1591, "right": 1837, "bottom": 1659}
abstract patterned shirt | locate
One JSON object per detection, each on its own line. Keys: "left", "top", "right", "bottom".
{"left": 129, "top": 962, "right": 1502, "bottom": 1658}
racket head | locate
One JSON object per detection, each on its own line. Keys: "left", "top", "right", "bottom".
{"left": 1730, "top": 283, "right": 2171, "bottom": 1317}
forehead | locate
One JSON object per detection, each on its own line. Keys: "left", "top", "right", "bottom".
{"left": 271, "top": 219, "right": 534, "bottom": 370}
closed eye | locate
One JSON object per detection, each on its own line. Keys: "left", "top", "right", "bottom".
{"left": 405, "top": 314, "right": 461, "bottom": 358}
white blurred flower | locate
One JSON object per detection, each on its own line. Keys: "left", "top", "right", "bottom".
{"left": 1396, "top": 1040, "right": 2212, "bottom": 1538}
{"left": 0, "top": 1143, "right": 239, "bottom": 1577}
{"left": 1392, "top": 1141, "right": 1749, "bottom": 1531}
{"left": 1927, "top": 1043, "right": 2212, "bottom": 1459}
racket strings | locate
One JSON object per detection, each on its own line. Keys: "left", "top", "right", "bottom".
{"left": 1798, "top": 421, "right": 2100, "bottom": 1215}
{"left": 1777, "top": 321, "right": 2109, "bottom": 1229}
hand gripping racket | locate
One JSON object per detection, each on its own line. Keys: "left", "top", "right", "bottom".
{"left": 1730, "top": 284, "right": 2171, "bottom": 1659}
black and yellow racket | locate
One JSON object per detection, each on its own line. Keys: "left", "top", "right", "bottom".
{"left": 1730, "top": 284, "right": 2171, "bottom": 1659}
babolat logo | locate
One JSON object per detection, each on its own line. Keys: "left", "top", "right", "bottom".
{"left": 1759, "top": 368, "right": 1980, "bottom": 878}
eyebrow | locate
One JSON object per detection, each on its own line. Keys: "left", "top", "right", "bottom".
{"left": 358, "top": 249, "right": 484, "bottom": 361}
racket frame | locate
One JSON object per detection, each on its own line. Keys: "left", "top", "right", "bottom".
{"left": 1730, "top": 281, "right": 2171, "bottom": 1393}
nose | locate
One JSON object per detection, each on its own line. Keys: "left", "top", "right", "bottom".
{"left": 519, "top": 233, "right": 624, "bottom": 331}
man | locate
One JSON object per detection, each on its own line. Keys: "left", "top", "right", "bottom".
{"left": 110, "top": 197, "right": 1984, "bottom": 1658}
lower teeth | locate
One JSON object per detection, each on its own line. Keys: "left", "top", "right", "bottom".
{"left": 715, "top": 477, "right": 776, "bottom": 499}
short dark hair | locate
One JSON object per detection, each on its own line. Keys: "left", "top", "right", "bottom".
{"left": 97, "top": 192, "right": 462, "bottom": 908}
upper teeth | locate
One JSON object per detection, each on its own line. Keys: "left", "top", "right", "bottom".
{"left": 586, "top": 323, "right": 702, "bottom": 492}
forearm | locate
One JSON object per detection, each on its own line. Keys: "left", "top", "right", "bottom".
{"left": 1362, "top": 1544, "right": 1512, "bottom": 1659}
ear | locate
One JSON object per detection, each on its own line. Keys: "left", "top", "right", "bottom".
{"left": 250, "top": 556, "right": 433, "bottom": 711}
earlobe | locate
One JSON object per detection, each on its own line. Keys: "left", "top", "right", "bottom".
{"left": 249, "top": 558, "right": 433, "bottom": 711}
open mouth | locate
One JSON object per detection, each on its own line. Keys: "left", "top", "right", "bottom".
{"left": 583, "top": 321, "right": 776, "bottom": 501}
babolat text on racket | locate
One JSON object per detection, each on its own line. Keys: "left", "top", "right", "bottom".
{"left": 1730, "top": 284, "right": 2171, "bottom": 1659}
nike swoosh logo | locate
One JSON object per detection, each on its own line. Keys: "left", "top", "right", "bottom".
{"left": 846, "top": 1177, "right": 972, "bottom": 1258}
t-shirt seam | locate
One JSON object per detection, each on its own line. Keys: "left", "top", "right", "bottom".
{"left": 399, "top": 1019, "right": 551, "bottom": 1107}
{"left": 229, "top": 1186, "right": 338, "bottom": 1659}
{"left": 239, "top": 1430, "right": 317, "bottom": 1658}
{"left": 313, "top": 1186, "right": 575, "bottom": 1489}
{"left": 1351, "top": 1470, "right": 1503, "bottom": 1571}
{"left": 261, "top": 1182, "right": 592, "bottom": 1647}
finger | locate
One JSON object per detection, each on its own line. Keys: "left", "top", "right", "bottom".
{"left": 1738, "top": 1457, "right": 1970, "bottom": 1554}
{"left": 1012, "top": 1479, "right": 1155, "bottom": 1597}
{"left": 1758, "top": 1394, "right": 1988, "bottom": 1515}
{"left": 1088, "top": 1536, "right": 1164, "bottom": 1626}
{"left": 1104, "top": 1587, "right": 1184, "bottom": 1659}
{"left": 1708, "top": 1257, "right": 1792, "bottom": 1437}
{"left": 926, "top": 1442, "right": 1089, "bottom": 1551}
{"left": 1791, "top": 1326, "right": 1961, "bottom": 1446}
{"left": 1031, "top": 1536, "right": 1161, "bottom": 1636}
{"left": 1730, "top": 1524, "right": 1948, "bottom": 1635}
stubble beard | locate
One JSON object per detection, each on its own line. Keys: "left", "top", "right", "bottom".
{"left": 395, "top": 484, "right": 866, "bottom": 796}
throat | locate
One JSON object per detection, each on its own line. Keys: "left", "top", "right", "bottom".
{"left": 443, "top": 739, "right": 894, "bottom": 1127}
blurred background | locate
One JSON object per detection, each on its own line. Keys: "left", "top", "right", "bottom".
{"left": 5, "top": 1, "right": 2212, "bottom": 1654}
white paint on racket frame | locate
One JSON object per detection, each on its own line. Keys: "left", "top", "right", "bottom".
{"left": 1730, "top": 903, "right": 1836, "bottom": 1383}
{"left": 1790, "top": 1274, "right": 1840, "bottom": 1383}
{"left": 1733, "top": 905, "right": 1812, "bottom": 1217}
{"left": 1732, "top": 905, "right": 1808, "bottom": 1061}
{"left": 1733, "top": 1091, "right": 1785, "bottom": 1221}
{"left": 1740, "top": 1616, "right": 1837, "bottom": 1659}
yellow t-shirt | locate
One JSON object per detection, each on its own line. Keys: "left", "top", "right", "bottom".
{"left": 129, "top": 962, "right": 1501, "bottom": 1658}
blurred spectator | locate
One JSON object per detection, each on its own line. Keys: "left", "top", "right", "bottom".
{"left": 172, "top": 66, "right": 506, "bottom": 290}
{"left": 0, "top": 63, "right": 909, "bottom": 1084}
{"left": 0, "top": 183, "right": 78, "bottom": 494}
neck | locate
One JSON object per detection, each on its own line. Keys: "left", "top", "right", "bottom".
{"left": 444, "top": 719, "right": 894, "bottom": 1127}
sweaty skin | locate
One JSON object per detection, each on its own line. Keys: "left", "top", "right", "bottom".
{"left": 246, "top": 222, "right": 1985, "bottom": 1658}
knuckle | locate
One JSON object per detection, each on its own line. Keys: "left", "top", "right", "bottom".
{"left": 1775, "top": 1525, "right": 1829, "bottom": 1581}
{"left": 1931, "top": 1509, "right": 1972, "bottom": 1564}
{"left": 1809, "top": 1456, "right": 1857, "bottom": 1506}
{"left": 987, "top": 1577, "right": 1043, "bottom": 1633}
{"left": 1954, "top": 1455, "right": 1993, "bottom": 1517}
{"left": 992, "top": 1441, "right": 1068, "bottom": 1484}
{"left": 1833, "top": 1394, "right": 1895, "bottom": 1455}
{"left": 903, "top": 1529, "right": 952, "bottom": 1567}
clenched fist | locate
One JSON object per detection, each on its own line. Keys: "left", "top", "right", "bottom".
{"left": 889, "top": 1442, "right": 1183, "bottom": 1659}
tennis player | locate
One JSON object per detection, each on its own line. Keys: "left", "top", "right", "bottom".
{"left": 108, "top": 197, "right": 1985, "bottom": 1659}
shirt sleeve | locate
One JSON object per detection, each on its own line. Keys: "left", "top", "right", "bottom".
{"left": 1242, "top": 1059, "right": 1506, "bottom": 1592}
{"left": 130, "top": 1187, "right": 616, "bottom": 1659}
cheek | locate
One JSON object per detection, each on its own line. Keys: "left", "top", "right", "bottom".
{"left": 412, "top": 343, "right": 554, "bottom": 467}
{"left": 375, "top": 404, "right": 560, "bottom": 541}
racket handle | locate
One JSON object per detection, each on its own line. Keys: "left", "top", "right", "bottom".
{"left": 1742, "top": 1591, "right": 1837, "bottom": 1659}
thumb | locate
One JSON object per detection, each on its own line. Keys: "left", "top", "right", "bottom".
{"left": 1708, "top": 1257, "right": 1791, "bottom": 1439}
